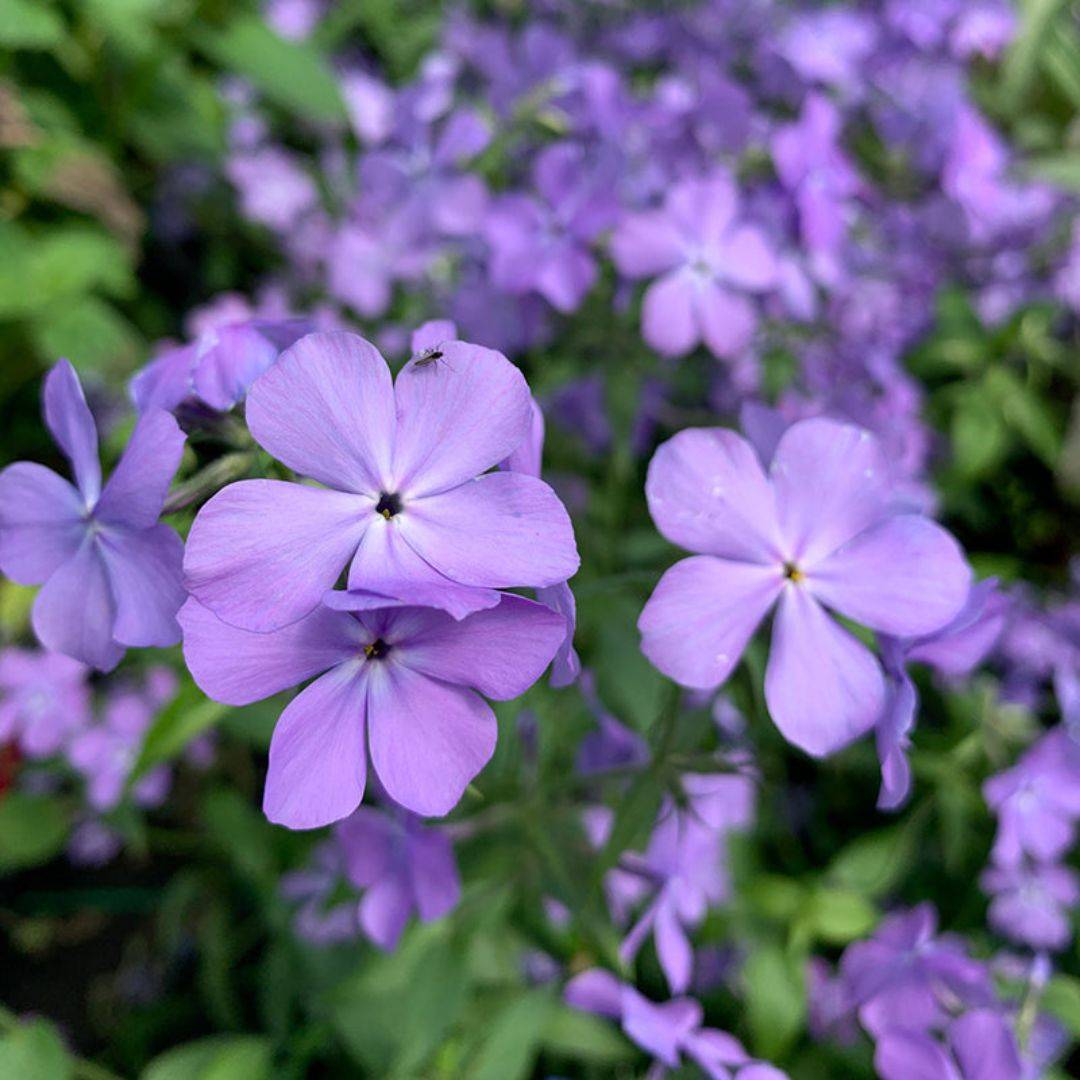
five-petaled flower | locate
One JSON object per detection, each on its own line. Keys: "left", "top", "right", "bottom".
{"left": 184, "top": 331, "right": 580, "bottom": 632}
{"left": 180, "top": 593, "right": 566, "bottom": 828}
{"left": 0, "top": 362, "right": 187, "bottom": 672}
{"left": 638, "top": 417, "right": 971, "bottom": 756}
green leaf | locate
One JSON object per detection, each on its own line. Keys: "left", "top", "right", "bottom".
{"left": 468, "top": 989, "right": 556, "bottom": 1080}
{"left": 30, "top": 296, "right": 142, "bottom": 374}
{"left": 985, "top": 367, "right": 1061, "bottom": 467}
{"left": 0, "top": 1020, "right": 72, "bottom": 1080}
{"left": 1000, "top": 0, "right": 1067, "bottom": 109}
{"left": 541, "top": 1004, "right": 636, "bottom": 1064}
{"left": 0, "top": 793, "right": 68, "bottom": 872}
{"left": 0, "top": 0, "right": 64, "bottom": 48}
{"left": 951, "top": 385, "right": 1010, "bottom": 478}
{"left": 201, "top": 788, "right": 276, "bottom": 890}
{"left": 192, "top": 15, "right": 346, "bottom": 124}
{"left": 142, "top": 1035, "right": 271, "bottom": 1080}
{"left": 595, "top": 768, "right": 663, "bottom": 876}
{"left": 1042, "top": 975, "right": 1080, "bottom": 1037}
{"left": 132, "top": 678, "right": 229, "bottom": 780}
{"left": 828, "top": 823, "right": 917, "bottom": 899}
{"left": 1029, "top": 154, "right": 1080, "bottom": 191}
{"left": 743, "top": 944, "right": 806, "bottom": 1060}
{"left": 806, "top": 887, "right": 877, "bottom": 945}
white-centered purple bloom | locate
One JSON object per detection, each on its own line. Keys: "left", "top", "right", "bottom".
{"left": 565, "top": 969, "right": 787, "bottom": 1080}
{"left": 0, "top": 649, "right": 90, "bottom": 759}
{"left": 981, "top": 862, "right": 1080, "bottom": 952}
{"left": 638, "top": 418, "right": 971, "bottom": 757}
{"left": 336, "top": 805, "right": 460, "bottom": 950}
{"left": 184, "top": 331, "right": 579, "bottom": 633}
{"left": 180, "top": 593, "right": 566, "bottom": 828}
{"left": 610, "top": 172, "right": 779, "bottom": 359}
{"left": 0, "top": 362, "right": 187, "bottom": 672}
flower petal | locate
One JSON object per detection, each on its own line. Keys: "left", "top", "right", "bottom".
{"left": 366, "top": 663, "right": 496, "bottom": 817}
{"left": 400, "top": 471, "right": 579, "bottom": 589}
{"left": 359, "top": 876, "right": 412, "bottom": 950}
{"left": 564, "top": 969, "right": 624, "bottom": 1019}
{"left": 765, "top": 586, "right": 884, "bottom": 756}
{"left": 642, "top": 271, "right": 699, "bottom": 357}
{"left": 639, "top": 556, "right": 781, "bottom": 690}
{"left": 129, "top": 345, "right": 197, "bottom": 414}
{"left": 184, "top": 479, "right": 370, "bottom": 633}
{"left": 32, "top": 541, "right": 123, "bottom": 672}
{"left": 263, "top": 663, "right": 368, "bottom": 830}
{"left": 392, "top": 341, "right": 532, "bottom": 497}
{"left": 654, "top": 897, "right": 694, "bottom": 994}
{"left": 695, "top": 281, "right": 757, "bottom": 359}
{"left": 0, "top": 463, "right": 85, "bottom": 584}
{"left": 393, "top": 594, "right": 566, "bottom": 699}
{"left": 716, "top": 225, "right": 779, "bottom": 290}
{"left": 192, "top": 325, "right": 279, "bottom": 411}
{"left": 810, "top": 516, "right": 970, "bottom": 637}
{"left": 769, "top": 417, "right": 892, "bottom": 565}
{"left": 180, "top": 598, "right": 361, "bottom": 705}
{"left": 610, "top": 211, "right": 685, "bottom": 278}
{"left": 43, "top": 360, "right": 100, "bottom": 504}
{"left": 246, "top": 331, "right": 395, "bottom": 495}
{"left": 645, "top": 428, "right": 783, "bottom": 562}
{"left": 949, "top": 1009, "right": 1022, "bottom": 1080}
{"left": 341, "top": 513, "right": 500, "bottom": 620}
{"left": 536, "top": 580, "right": 581, "bottom": 688}
{"left": 95, "top": 409, "right": 186, "bottom": 528}
{"left": 97, "top": 524, "right": 185, "bottom": 647}
{"left": 407, "top": 826, "right": 461, "bottom": 921}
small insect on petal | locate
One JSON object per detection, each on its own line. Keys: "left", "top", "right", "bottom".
{"left": 411, "top": 347, "right": 453, "bottom": 373}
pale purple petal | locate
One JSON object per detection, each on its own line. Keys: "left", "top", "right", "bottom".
{"left": 95, "top": 410, "right": 186, "bottom": 528}
{"left": 192, "top": 325, "right": 281, "bottom": 411}
{"left": 536, "top": 244, "right": 596, "bottom": 313}
{"left": 184, "top": 480, "right": 370, "bottom": 633}
{"left": 765, "top": 586, "right": 884, "bottom": 756}
{"left": 654, "top": 898, "right": 694, "bottom": 993}
{"left": 359, "top": 875, "right": 412, "bottom": 950}
{"left": 342, "top": 513, "right": 500, "bottom": 619}
{"left": 564, "top": 969, "right": 624, "bottom": 1019}
{"left": 392, "top": 341, "right": 532, "bottom": 497}
{"left": 696, "top": 282, "right": 757, "bottom": 359}
{"left": 32, "top": 541, "right": 123, "bottom": 672}
{"left": 875, "top": 1031, "right": 962, "bottom": 1080}
{"left": 810, "top": 516, "right": 971, "bottom": 636}
{"left": 622, "top": 992, "right": 700, "bottom": 1067}
{"left": 640, "top": 556, "right": 781, "bottom": 690}
{"left": 769, "top": 419, "right": 891, "bottom": 565}
{"left": 97, "top": 525, "right": 185, "bottom": 647}
{"left": 179, "top": 598, "right": 362, "bottom": 705}
{"left": 645, "top": 428, "right": 783, "bottom": 562}
{"left": 0, "top": 463, "right": 85, "bottom": 584}
{"left": 502, "top": 398, "right": 545, "bottom": 478}
{"left": 536, "top": 581, "right": 581, "bottom": 688}
{"left": 393, "top": 594, "right": 566, "bottom": 699}
{"left": 399, "top": 471, "right": 579, "bottom": 589}
{"left": 410, "top": 320, "right": 458, "bottom": 355}
{"left": 610, "top": 212, "right": 685, "bottom": 278}
{"left": 263, "top": 663, "right": 368, "bottom": 829}
{"left": 366, "top": 663, "right": 496, "bottom": 817}
{"left": 949, "top": 1009, "right": 1023, "bottom": 1080}
{"left": 246, "top": 332, "right": 396, "bottom": 495}
{"left": 877, "top": 665, "right": 917, "bottom": 812}
{"left": 670, "top": 174, "right": 737, "bottom": 243}
{"left": 642, "top": 271, "right": 699, "bottom": 357}
{"left": 130, "top": 345, "right": 197, "bottom": 414}
{"left": 716, "top": 225, "right": 779, "bottom": 291}
{"left": 43, "top": 360, "right": 100, "bottom": 504}
{"left": 407, "top": 825, "right": 461, "bottom": 921}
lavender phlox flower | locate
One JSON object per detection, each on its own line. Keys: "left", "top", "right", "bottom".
{"left": 226, "top": 145, "right": 319, "bottom": 234}
{"left": 981, "top": 861, "right": 1080, "bottom": 953}
{"left": 280, "top": 841, "right": 361, "bottom": 946}
{"left": 0, "top": 649, "right": 90, "bottom": 759}
{"left": 875, "top": 1008, "right": 1023, "bottom": 1080}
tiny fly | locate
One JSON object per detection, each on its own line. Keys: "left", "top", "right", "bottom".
{"left": 411, "top": 347, "right": 453, "bottom": 373}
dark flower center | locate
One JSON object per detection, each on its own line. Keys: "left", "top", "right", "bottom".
{"left": 376, "top": 492, "right": 402, "bottom": 519}
{"left": 783, "top": 562, "right": 804, "bottom": 584}
{"left": 364, "top": 639, "right": 390, "bottom": 660}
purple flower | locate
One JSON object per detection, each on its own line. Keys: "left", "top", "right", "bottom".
{"left": 180, "top": 593, "right": 566, "bottom": 827}
{"left": 639, "top": 418, "right": 971, "bottom": 757}
{"left": 280, "top": 841, "right": 361, "bottom": 946}
{"left": 336, "top": 805, "right": 460, "bottom": 950}
{"left": 950, "top": 3, "right": 1016, "bottom": 59}
{"left": 611, "top": 172, "right": 778, "bottom": 359}
{"left": 0, "top": 649, "right": 90, "bottom": 758}
{"left": 981, "top": 862, "right": 1080, "bottom": 952}
{"left": 131, "top": 317, "right": 316, "bottom": 414}
{"left": 875, "top": 1009, "right": 1023, "bottom": 1080}
{"left": 183, "top": 332, "right": 579, "bottom": 633}
{"left": 0, "top": 362, "right": 187, "bottom": 671}
{"left": 839, "top": 905, "right": 994, "bottom": 1038}
{"left": 485, "top": 142, "right": 616, "bottom": 314}
{"left": 983, "top": 729, "right": 1080, "bottom": 868}
{"left": 226, "top": 145, "right": 319, "bottom": 233}
{"left": 68, "top": 670, "right": 177, "bottom": 811}
{"left": 565, "top": 969, "right": 787, "bottom": 1079}
{"left": 776, "top": 10, "right": 877, "bottom": 93}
